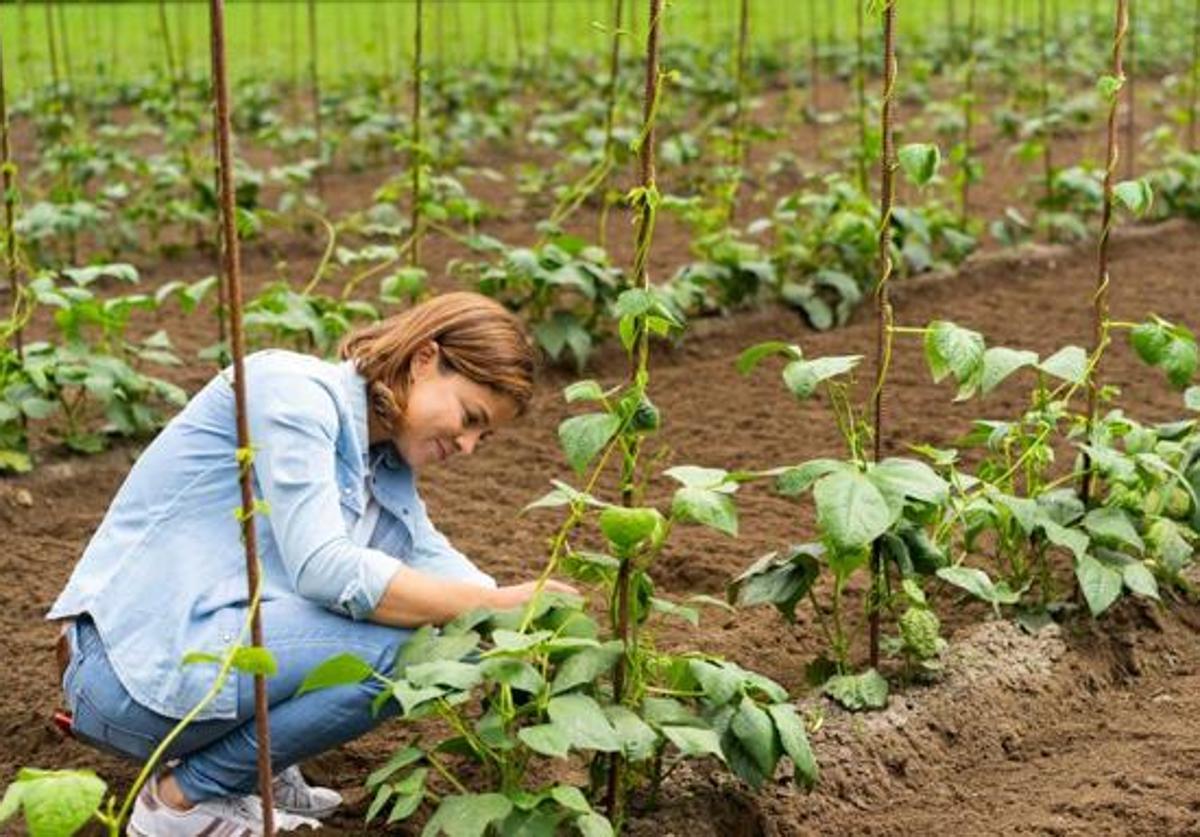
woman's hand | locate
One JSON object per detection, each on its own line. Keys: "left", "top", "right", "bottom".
{"left": 491, "top": 579, "right": 579, "bottom": 610}
{"left": 371, "top": 568, "right": 578, "bottom": 627}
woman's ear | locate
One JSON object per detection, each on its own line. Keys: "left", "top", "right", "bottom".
{"left": 410, "top": 341, "right": 441, "bottom": 381}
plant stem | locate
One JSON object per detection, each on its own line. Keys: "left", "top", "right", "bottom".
{"left": 1038, "top": 0, "right": 1053, "bottom": 206}
{"left": 728, "top": 0, "right": 750, "bottom": 220}
{"left": 208, "top": 3, "right": 276, "bottom": 831}
{"left": 855, "top": 0, "right": 869, "bottom": 193}
{"left": 960, "top": 0, "right": 978, "bottom": 225}
{"left": 1190, "top": 0, "right": 1200, "bottom": 151}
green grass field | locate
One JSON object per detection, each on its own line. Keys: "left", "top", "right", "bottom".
{"left": 2, "top": 0, "right": 1107, "bottom": 95}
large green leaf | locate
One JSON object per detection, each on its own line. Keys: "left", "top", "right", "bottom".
{"left": 404, "top": 660, "right": 483, "bottom": 691}
{"left": 550, "top": 641, "right": 624, "bottom": 695}
{"left": 296, "top": 652, "right": 374, "bottom": 696}
{"left": 822, "top": 669, "right": 889, "bottom": 711}
{"left": 672, "top": 486, "right": 738, "bottom": 536}
{"left": 936, "top": 565, "right": 1022, "bottom": 612}
{"left": 730, "top": 697, "right": 778, "bottom": 778}
{"left": 980, "top": 347, "right": 1039, "bottom": 395}
{"left": 518, "top": 724, "right": 572, "bottom": 759}
{"left": 1083, "top": 507, "right": 1144, "bottom": 553}
{"left": 604, "top": 706, "right": 659, "bottom": 761}
{"left": 867, "top": 458, "right": 950, "bottom": 505}
{"left": 1075, "top": 554, "right": 1123, "bottom": 617}
{"left": 898, "top": 142, "right": 942, "bottom": 187}
{"left": 767, "top": 703, "right": 819, "bottom": 789}
{"left": 775, "top": 459, "right": 852, "bottom": 496}
{"left": 1037, "top": 346, "right": 1088, "bottom": 385}
{"left": 781, "top": 355, "right": 862, "bottom": 399}
{"left": 546, "top": 695, "right": 622, "bottom": 752}
{"left": 813, "top": 470, "right": 893, "bottom": 551}
{"left": 558, "top": 413, "right": 621, "bottom": 475}
{"left": 689, "top": 659, "right": 744, "bottom": 705}
{"left": 422, "top": 793, "right": 513, "bottom": 837}
{"left": 597, "top": 506, "right": 664, "bottom": 553}
{"left": 661, "top": 725, "right": 725, "bottom": 761}
{"left": 728, "top": 545, "right": 822, "bottom": 622}
{"left": 923, "top": 321, "right": 985, "bottom": 395}
{"left": 2, "top": 769, "right": 106, "bottom": 837}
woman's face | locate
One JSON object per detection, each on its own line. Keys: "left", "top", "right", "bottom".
{"left": 373, "top": 343, "right": 520, "bottom": 469}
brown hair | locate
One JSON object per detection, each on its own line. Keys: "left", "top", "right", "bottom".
{"left": 340, "top": 292, "right": 535, "bottom": 429}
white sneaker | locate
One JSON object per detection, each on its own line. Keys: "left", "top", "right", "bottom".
{"left": 271, "top": 765, "right": 343, "bottom": 820}
{"left": 126, "top": 774, "right": 320, "bottom": 836}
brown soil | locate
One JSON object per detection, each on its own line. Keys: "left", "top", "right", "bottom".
{"left": 3, "top": 215, "right": 1199, "bottom": 835}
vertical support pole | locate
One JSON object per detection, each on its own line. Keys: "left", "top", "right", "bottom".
{"left": 1082, "top": 0, "right": 1129, "bottom": 506}
{"left": 411, "top": 0, "right": 425, "bottom": 268}
{"left": 869, "top": 0, "right": 898, "bottom": 670}
{"left": 208, "top": 3, "right": 276, "bottom": 831}
{"left": 606, "top": 0, "right": 662, "bottom": 826}
{"left": 1190, "top": 0, "right": 1200, "bottom": 151}
{"left": 1124, "top": 0, "right": 1136, "bottom": 180}
{"left": 307, "top": 0, "right": 324, "bottom": 195}
{"left": 1, "top": 31, "right": 22, "bottom": 361}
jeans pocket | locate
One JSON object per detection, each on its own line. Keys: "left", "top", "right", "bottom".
{"left": 60, "top": 624, "right": 81, "bottom": 704}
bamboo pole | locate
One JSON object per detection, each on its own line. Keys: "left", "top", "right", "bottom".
{"left": 1082, "top": 0, "right": 1129, "bottom": 506}
{"left": 606, "top": 0, "right": 663, "bottom": 825}
{"left": 208, "top": 3, "right": 276, "bottom": 830}
{"left": 1190, "top": 0, "right": 1199, "bottom": 151}
{"left": 411, "top": 0, "right": 425, "bottom": 267}
{"left": 307, "top": 0, "right": 324, "bottom": 194}
{"left": 868, "top": 0, "right": 898, "bottom": 670}
{"left": 1, "top": 30, "right": 22, "bottom": 360}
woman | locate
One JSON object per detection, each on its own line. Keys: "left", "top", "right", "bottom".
{"left": 48, "top": 292, "right": 574, "bottom": 835}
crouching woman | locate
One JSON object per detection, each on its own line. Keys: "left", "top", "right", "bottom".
{"left": 48, "top": 292, "right": 573, "bottom": 835}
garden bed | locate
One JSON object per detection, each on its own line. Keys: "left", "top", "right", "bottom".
{"left": 2, "top": 216, "right": 1198, "bottom": 834}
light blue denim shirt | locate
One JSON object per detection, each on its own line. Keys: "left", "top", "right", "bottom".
{"left": 48, "top": 350, "right": 495, "bottom": 720}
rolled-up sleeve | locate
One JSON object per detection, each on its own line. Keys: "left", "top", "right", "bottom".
{"left": 245, "top": 369, "right": 399, "bottom": 619}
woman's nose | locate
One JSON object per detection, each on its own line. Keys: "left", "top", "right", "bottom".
{"left": 456, "top": 430, "right": 483, "bottom": 455}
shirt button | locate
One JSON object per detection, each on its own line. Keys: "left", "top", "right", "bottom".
{"left": 343, "top": 487, "right": 352, "bottom": 496}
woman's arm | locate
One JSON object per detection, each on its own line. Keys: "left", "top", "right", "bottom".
{"left": 369, "top": 567, "right": 574, "bottom": 627}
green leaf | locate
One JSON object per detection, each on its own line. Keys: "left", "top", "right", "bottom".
{"left": 5, "top": 769, "right": 107, "bottom": 837}
{"left": 546, "top": 694, "right": 622, "bottom": 752}
{"left": 366, "top": 784, "right": 394, "bottom": 824}
{"left": 480, "top": 658, "right": 544, "bottom": 693}
{"left": 775, "top": 459, "right": 851, "bottom": 496}
{"left": 296, "top": 652, "right": 373, "bottom": 696}
{"left": 1083, "top": 507, "right": 1144, "bottom": 553}
{"left": 366, "top": 746, "right": 425, "bottom": 789}
{"left": 1121, "top": 561, "right": 1160, "bottom": 602}
{"left": 663, "top": 464, "right": 731, "bottom": 490}
{"left": 558, "top": 413, "right": 621, "bottom": 475}
{"left": 813, "top": 470, "right": 893, "bottom": 551}
{"left": 661, "top": 725, "right": 725, "bottom": 761}
{"left": 728, "top": 545, "right": 822, "bottom": 622}
{"left": 898, "top": 143, "right": 941, "bottom": 187}
{"left": 404, "top": 660, "right": 483, "bottom": 691}
{"left": 518, "top": 724, "right": 572, "bottom": 759}
{"left": 422, "top": 793, "right": 513, "bottom": 837}
{"left": 823, "top": 669, "right": 889, "bottom": 711}
{"left": 689, "top": 659, "right": 744, "bottom": 705}
{"left": 1113, "top": 179, "right": 1153, "bottom": 216}
{"left": 549, "top": 785, "right": 591, "bottom": 814}
{"left": 730, "top": 697, "right": 778, "bottom": 777}
{"left": 1039, "top": 519, "right": 1090, "bottom": 561}
{"left": 1037, "top": 346, "right": 1088, "bottom": 385}
{"left": 550, "top": 641, "right": 624, "bottom": 695}
{"left": 735, "top": 341, "right": 800, "bottom": 374}
{"left": 924, "top": 321, "right": 985, "bottom": 397}
{"left": 767, "top": 703, "right": 819, "bottom": 790}
{"left": 936, "top": 565, "right": 1021, "bottom": 610}
{"left": 1131, "top": 321, "right": 1172, "bottom": 365}
{"left": 563, "top": 380, "right": 606, "bottom": 403}
{"left": 980, "top": 347, "right": 1039, "bottom": 395}
{"left": 576, "top": 812, "right": 616, "bottom": 837}
{"left": 391, "top": 681, "right": 447, "bottom": 715}
{"left": 400, "top": 627, "right": 481, "bottom": 667}
{"left": 672, "top": 486, "right": 738, "bottom": 536}
{"left": 604, "top": 705, "right": 659, "bottom": 761}
{"left": 781, "top": 355, "right": 862, "bottom": 399}
{"left": 867, "top": 458, "right": 950, "bottom": 504}
{"left": 230, "top": 646, "right": 277, "bottom": 677}
{"left": 1075, "top": 554, "right": 1124, "bottom": 617}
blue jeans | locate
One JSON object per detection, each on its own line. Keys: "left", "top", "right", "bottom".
{"left": 61, "top": 597, "right": 411, "bottom": 803}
